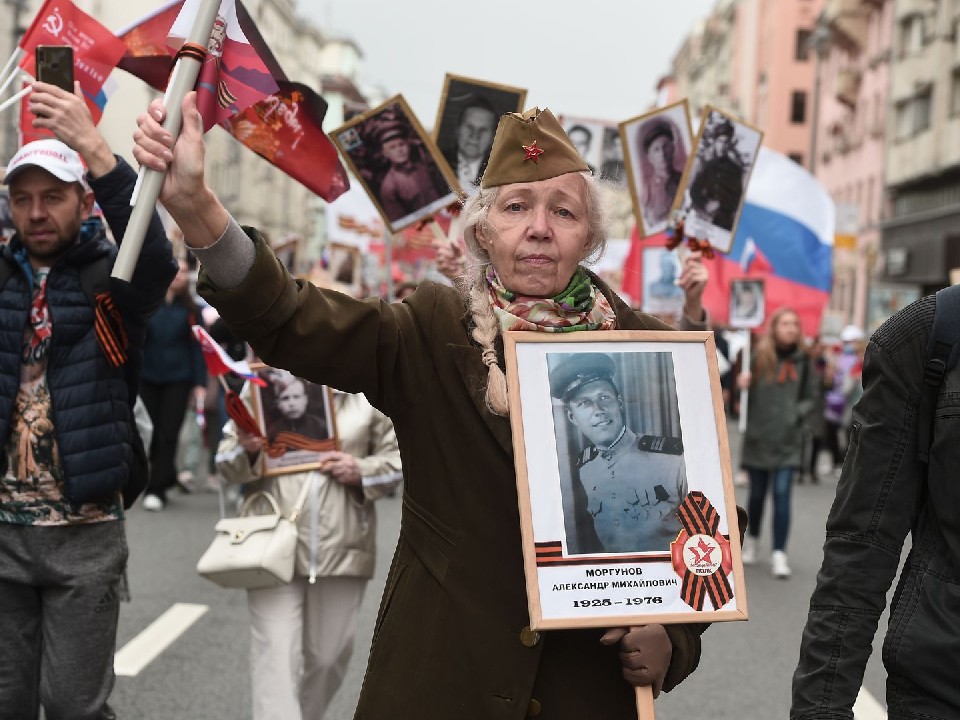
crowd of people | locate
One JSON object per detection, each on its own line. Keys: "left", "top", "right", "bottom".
{"left": 1, "top": 75, "right": 950, "bottom": 720}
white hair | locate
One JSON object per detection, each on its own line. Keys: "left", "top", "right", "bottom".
{"left": 458, "top": 172, "right": 610, "bottom": 416}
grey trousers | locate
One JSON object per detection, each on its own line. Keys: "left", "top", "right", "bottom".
{"left": 0, "top": 520, "right": 128, "bottom": 720}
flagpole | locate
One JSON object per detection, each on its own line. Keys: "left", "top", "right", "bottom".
{"left": 738, "top": 330, "right": 751, "bottom": 434}
{"left": 0, "top": 48, "right": 25, "bottom": 96}
{"left": 0, "top": 85, "right": 30, "bottom": 115}
{"left": 111, "top": 0, "right": 222, "bottom": 282}
{"left": 383, "top": 227, "right": 394, "bottom": 301}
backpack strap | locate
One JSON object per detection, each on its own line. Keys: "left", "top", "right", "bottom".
{"left": 918, "top": 285, "right": 960, "bottom": 464}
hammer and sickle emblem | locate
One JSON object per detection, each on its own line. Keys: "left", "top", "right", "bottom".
{"left": 41, "top": 10, "right": 63, "bottom": 36}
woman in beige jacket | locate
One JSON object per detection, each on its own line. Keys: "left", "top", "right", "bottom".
{"left": 216, "top": 390, "right": 402, "bottom": 720}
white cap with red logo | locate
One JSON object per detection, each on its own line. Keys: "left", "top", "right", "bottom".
{"left": 3, "top": 139, "right": 89, "bottom": 189}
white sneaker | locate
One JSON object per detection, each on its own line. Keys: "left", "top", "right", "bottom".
{"left": 142, "top": 494, "right": 164, "bottom": 512}
{"left": 771, "top": 550, "right": 791, "bottom": 579}
{"left": 741, "top": 537, "right": 757, "bottom": 565}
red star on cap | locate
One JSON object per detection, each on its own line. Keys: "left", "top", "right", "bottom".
{"left": 522, "top": 141, "right": 544, "bottom": 163}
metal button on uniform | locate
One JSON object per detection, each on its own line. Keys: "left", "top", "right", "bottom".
{"left": 519, "top": 626, "right": 541, "bottom": 647}
{"left": 526, "top": 698, "right": 542, "bottom": 717}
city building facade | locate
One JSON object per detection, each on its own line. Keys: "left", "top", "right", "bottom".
{"left": 880, "top": 0, "right": 960, "bottom": 302}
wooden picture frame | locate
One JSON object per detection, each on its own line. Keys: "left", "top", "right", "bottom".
{"left": 620, "top": 100, "right": 694, "bottom": 238}
{"left": 729, "top": 278, "right": 766, "bottom": 329}
{"left": 503, "top": 331, "right": 747, "bottom": 631}
{"left": 248, "top": 363, "right": 339, "bottom": 477}
{"left": 330, "top": 95, "right": 460, "bottom": 233}
{"left": 672, "top": 105, "right": 764, "bottom": 254}
{"left": 327, "top": 242, "right": 363, "bottom": 295}
{"left": 432, "top": 73, "right": 526, "bottom": 195}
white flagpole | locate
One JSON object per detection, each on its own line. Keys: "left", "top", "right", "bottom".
{"left": 738, "top": 330, "right": 751, "bottom": 434}
{"left": 111, "top": 0, "right": 222, "bottom": 282}
{"left": 0, "top": 84, "right": 30, "bottom": 115}
{"left": 0, "top": 48, "right": 25, "bottom": 96}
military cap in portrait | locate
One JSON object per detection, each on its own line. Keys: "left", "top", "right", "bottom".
{"left": 548, "top": 353, "right": 618, "bottom": 402}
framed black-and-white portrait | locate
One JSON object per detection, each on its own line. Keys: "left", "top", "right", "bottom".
{"left": 248, "top": 364, "right": 339, "bottom": 477}
{"left": 432, "top": 74, "right": 526, "bottom": 196}
{"left": 0, "top": 187, "right": 14, "bottom": 243}
{"left": 504, "top": 331, "right": 746, "bottom": 631}
{"left": 641, "top": 246, "right": 685, "bottom": 318}
{"left": 729, "top": 278, "right": 766, "bottom": 329}
{"left": 620, "top": 100, "right": 694, "bottom": 238}
{"left": 331, "top": 95, "right": 459, "bottom": 233}
{"left": 673, "top": 106, "right": 764, "bottom": 254}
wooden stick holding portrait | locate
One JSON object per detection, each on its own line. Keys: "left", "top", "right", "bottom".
{"left": 504, "top": 330, "right": 748, "bottom": 719}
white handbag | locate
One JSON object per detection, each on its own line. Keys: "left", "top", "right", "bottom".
{"left": 196, "top": 479, "right": 311, "bottom": 590}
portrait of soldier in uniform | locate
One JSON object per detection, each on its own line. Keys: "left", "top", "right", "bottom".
{"left": 548, "top": 352, "right": 688, "bottom": 555}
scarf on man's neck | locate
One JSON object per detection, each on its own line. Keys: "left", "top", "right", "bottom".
{"left": 486, "top": 266, "right": 617, "bottom": 333}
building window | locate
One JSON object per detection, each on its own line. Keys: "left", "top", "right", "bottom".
{"left": 796, "top": 29, "right": 812, "bottom": 61}
{"left": 791, "top": 91, "right": 807, "bottom": 123}
{"left": 895, "top": 90, "right": 933, "bottom": 139}
{"left": 788, "top": 152, "right": 804, "bottom": 166}
{"left": 899, "top": 14, "right": 925, "bottom": 56}
{"left": 915, "top": 89, "right": 932, "bottom": 132}
{"left": 952, "top": 70, "right": 960, "bottom": 117}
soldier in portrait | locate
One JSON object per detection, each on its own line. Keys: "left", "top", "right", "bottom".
{"left": 550, "top": 353, "right": 687, "bottom": 555}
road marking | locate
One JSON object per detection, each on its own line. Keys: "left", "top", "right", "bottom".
{"left": 854, "top": 687, "right": 886, "bottom": 720}
{"left": 114, "top": 603, "right": 209, "bottom": 677}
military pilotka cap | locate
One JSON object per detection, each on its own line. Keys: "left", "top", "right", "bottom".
{"left": 480, "top": 107, "right": 590, "bottom": 189}
{"left": 549, "top": 353, "right": 617, "bottom": 401}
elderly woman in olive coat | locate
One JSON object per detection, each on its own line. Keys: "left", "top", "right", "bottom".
{"left": 133, "top": 95, "right": 730, "bottom": 719}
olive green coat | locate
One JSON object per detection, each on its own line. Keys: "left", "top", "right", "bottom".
{"left": 740, "top": 348, "right": 816, "bottom": 470}
{"left": 199, "top": 230, "right": 709, "bottom": 720}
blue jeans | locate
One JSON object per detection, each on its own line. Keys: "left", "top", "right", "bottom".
{"left": 746, "top": 467, "right": 795, "bottom": 552}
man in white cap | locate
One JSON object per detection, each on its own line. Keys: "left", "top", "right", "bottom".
{"left": 0, "top": 81, "right": 176, "bottom": 719}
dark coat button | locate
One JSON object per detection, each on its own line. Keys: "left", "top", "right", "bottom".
{"left": 527, "top": 698, "right": 542, "bottom": 717}
{"left": 519, "top": 626, "right": 541, "bottom": 647}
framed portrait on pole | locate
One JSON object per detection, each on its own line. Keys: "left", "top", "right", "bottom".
{"left": 432, "top": 73, "right": 527, "bottom": 195}
{"left": 672, "top": 106, "right": 764, "bottom": 254}
{"left": 620, "top": 100, "right": 694, "bottom": 238}
{"left": 248, "top": 364, "right": 340, "bottom": 477}
{"left": 503, "top": 330, "right": 747, "bottom": 631}
{"left": 330, "top": 95, "right": 460, "bottom": 233}
{"left": 729, "top": 278, "right": 766, "bottom": 329}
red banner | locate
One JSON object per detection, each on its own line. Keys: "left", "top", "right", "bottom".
{"left": 117, "top": 0, "right": 348, "bottom": 202}
{"left": 18, "top": 0, "right": 125, "bottom": 124}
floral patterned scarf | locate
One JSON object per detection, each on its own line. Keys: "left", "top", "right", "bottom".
{"left": 487, "top": 266, "right": 617, "bottom": 333}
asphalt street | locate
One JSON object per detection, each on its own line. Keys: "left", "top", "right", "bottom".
{"left": 107, "top": 418, "right": 892, "bottom": 719}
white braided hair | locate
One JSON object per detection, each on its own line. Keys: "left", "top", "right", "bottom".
{"left": 459, "top": 172, "right": 610, "bottom": 416}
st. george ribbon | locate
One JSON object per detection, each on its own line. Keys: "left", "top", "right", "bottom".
{"left": 111, "top": 0, "right": 222, "bottom": 281}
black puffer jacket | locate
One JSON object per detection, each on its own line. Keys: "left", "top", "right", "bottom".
{"left": 0, "top": 157, "right": 175, "bottom": 506}
{"left": 792, "top": 295, "right": 960, "bottom": 719}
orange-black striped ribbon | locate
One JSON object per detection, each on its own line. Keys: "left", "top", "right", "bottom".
{"left": 265, "top": 432, "right": 336, "bottom": 457}
{"left": 676, "top": 491, "right": 734, "bottom": 611}
{"left": 94, "top": 292, "right": 128, "bottom": 367}
{"left": 224, "top": 390, "right": 336, "bottom": 458}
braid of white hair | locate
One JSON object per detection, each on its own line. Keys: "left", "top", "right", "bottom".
{"left": 465, "top": 269, "right": 510, "bottom": 416}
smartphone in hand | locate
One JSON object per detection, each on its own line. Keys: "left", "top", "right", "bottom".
{"left": 35, "top": 45, "right": 74, "bottom": 92}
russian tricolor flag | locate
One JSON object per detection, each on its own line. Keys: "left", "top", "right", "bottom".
{"left": 699, "top": 147, "right": 834, "bottom": 336}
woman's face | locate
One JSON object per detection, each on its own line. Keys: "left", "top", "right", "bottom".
{"left": 773, "top": 312, "right": 801, "bottom": 347}
{"left": 476, "top": 174, "right": 592, "bottom": 298}
{"left": 647, "top": 135, "right": 674, "bottom": 176}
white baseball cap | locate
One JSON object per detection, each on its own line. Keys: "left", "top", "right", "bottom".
{"left": 3, "top": 139, "right": 88, "bottom": 188}
{"left": 840, "top": 325, "right": 865, "bottom": 343}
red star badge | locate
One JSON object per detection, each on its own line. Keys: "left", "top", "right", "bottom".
{"left": 522, "top": 141, "right": 544, "bottom": 163}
